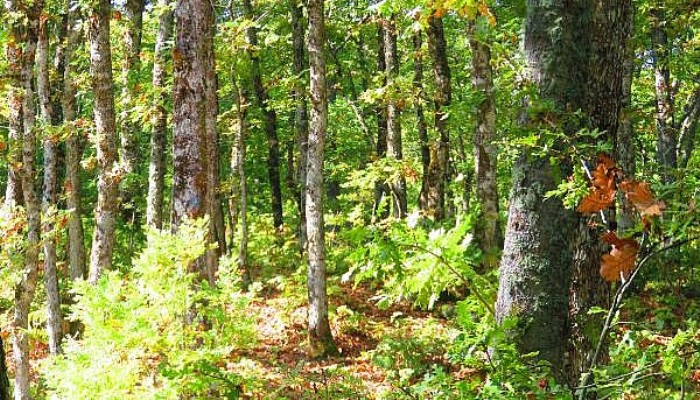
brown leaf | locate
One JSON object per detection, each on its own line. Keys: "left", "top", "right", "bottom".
{"left": 577, "top": 187, "right": 616, "bottom": 213}
{"left": 600, "top": 236, "right": 639, "bottom": 282}
{"left": 619, "top": 180, "right": 664, "bottom": 216}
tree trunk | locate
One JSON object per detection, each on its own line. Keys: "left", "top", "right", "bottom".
{"left": 88, "top": 0, "right": 119, "bottom": 283}
{"left": 37, "top": 12, "right": 63, "bottom": 355}
{"left": 568, "top": 0, "right": 633, "bottom": 388}
{"left": 651, "top": 7, "right": 676, "bottom": 182}
{"left": 291, "top": 0, "right": 308, "bottom": 251}
{"left": 383, "top": 17, "right": 407, "bottom": 219}
{"left": 120, "top": 0, "right": 145, "bottom": 178}
{"left": 373, "top": 22, "right": 390, "bottom": 220}
{"left": 678, "top": 88, "right": 700, "bottom": 169}
{"left": 3, "top": 1, "right": 24, "bottom": 210}
{"left": 172, "top": 0, "right": 218, "bottom": 283}
{"left": 413, "top": 29, "right": 430, "bottom": 212}
{"left": 469, "top": 22, "right": 501, "bottom": 266}
{"left": 496, "top": 0, "right": 590, "bottom": 379}
{"left": 147, "top": 0, "right": 173, "bottom": 229}
{"left": 243, "top": 0, "right": 284, "bottom": 229}
{"left": 231, "top": 82, "right": 250, "bottom": 283}
{"left": 616, "top": 7, "right": 636, "bottom": 232}
{"left": 13, "top": 2, "right": 42, "bottom": 398}
{"left": 63, "top": 0, "right": 87, "bottom": 281}
{"left": 0, "top": 336, "right": 8, "bottom": 400}
{"left": 306, "top": 0, "right": 336, "bottom": 358}
{"left": 425, "top": 14, "right": 451, "bottom": 221}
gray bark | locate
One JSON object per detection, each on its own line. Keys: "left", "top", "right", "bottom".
{"left": 306, "top": 0, "right": 336, "bottom": 357}
{"left": 383, "top": 17, "right": 407, "bottom": 219}
{"left": 172, "top": 0, "right": 218, "bottom": 283}
{"left": 3, "top": 2, "right": 24, "bottom": 209}
{"left": 13, "top": 2, "right": 42, "bottom": 398}
{"left": 88, "top": 0, "right": 119, "bottom": 283}
{"left": 37, "top": 13, "right": 63, "bottom": 355}
{"left": 469, "top": 22, "right": 502, "bottom": 265}
{"left": 63, "top": 0, "right": 86, "bottom": 281}
{"left": 291, "top": 0, "right": 308, "bottom": 250}
{"left": 651, "top": 7, "right": 676, "bottom": 182}
{"left": 496, "top": 0, "right": 590, "bottom": 378}
{"left": 373, "top": 22, "right": 390, "bottom": 220}
{"left": 424, "top": 14, "right": 451, "bottom": 221}
{"left": 146, "top": 0, "right": 173, "bottom": 229}
{"left": 413, "top": 29, "right": 430, "bottom": 212}
{"left": 231, "top": 82, "right": 249, "bottom": 283}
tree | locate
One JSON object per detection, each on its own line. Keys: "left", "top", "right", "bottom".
{"left": 146, "top": 0, "right": 173, "bottom": 229}
{"left": 88, "top": 0, "right": 119, "bottom": 283}
{"left": 243, "top": 0, "right": 284, "bottom": 230}
{"left": 306, "top": 0, "right": 336, "bottom": 357}
{"left": 172, "top": 0, "right": 219, "bottom": 281}
{"left": 495, "top": 0, "right": 590, "bottom": 378}
{"left": 468, "top": 18, "right": 501, "bottom": 264}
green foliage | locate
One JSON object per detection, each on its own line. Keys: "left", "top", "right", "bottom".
{"left": 42, "top": 220, "right": 256, "bottom": 399}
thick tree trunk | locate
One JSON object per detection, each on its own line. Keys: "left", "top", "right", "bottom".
{"left": 306, "top": 0, "right": 336, "bottom": 357}
{"left": 383, "top": 17, "right": 407, "bottom": 219}
{"left": 424, "top": 14, "right": 451, "bottom": 221}
{"left": 63, "top": 0, "right": 86, "bottom": 281}
{"left": 373, "top": 22, "right": 390, "bottom": 220}
{"left": 243, "top": 0, "right": 284, "bottom": 229}
{"left": 568, "top": 0, "right": 633, "bottom": 388}
{"left": 120, "top": 0, "right": 145, "bottom": 178}
{"left": 413, "top": 29, "right": 430, "bottom": 212}
{"left": 88, "top": 0, "right": 119, "bottom": 283}
{"left": 291, "top": 0, "right": 308, "bottom": 250}
{"left": 469, "top": 23, "right": 501, "bottom": 265}
{"left": 37, "top": 14, "right": 63, "bottom": 355}
{"left": 147, "top": 0, "right": 173, "bottom": 229}
{"left": 496, "top": 0, "right": 590, "bottom": 378}
{"left": 13, "top": 3, "right": 42, "bottom": 398}
{"left": 651, "top": 7, "right": 676, "bottom": 182}
{"left": 172, "top": 0, "right": 218, "bottom": 283}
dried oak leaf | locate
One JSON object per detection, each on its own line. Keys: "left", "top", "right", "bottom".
{"left": 600, "top": 232, "right": 639, "bottom": 282}
{"left": 577, "top": 187, "right": 616, "bottom": 213}
{"left": 619, "top": 180, "right": 664, "bottom": 217}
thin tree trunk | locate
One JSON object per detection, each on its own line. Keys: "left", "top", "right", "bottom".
{"left": 88, "top": 0, "right": 119, "bottom": 283}
{"left": 291, "top": 0, "right": 308, "bottom": 251}
{"left": 616, "top": 7, "right": 636, "bottom": 232}
{"left": 496, "top": 0, "right": 590, "bottom": 379}
{"left": 413, "top": 28, "right": 430, "bottom": 212}
{"left": 651, "top": 7, "right": 676, "bottom": 182}
{"left": 147, "top": 0, "right": 173, "bottom": 229}
{"left": 231, "top": 82, "right": 250, "bottom": 283}
{"left": 3, "top": 1, "right": 24, "bottom": 210}
{"left": 63, "top": 0, "right": 86, "bottom": 281}
{"left": 13, "top": 2, "right": 42, "bottom": 398}
{"left": 677, "top": 88, "right": 700, "bottom": 169}
{"left": 37, "top": 12, "right": 63, "bottom": 355}
{"left": 468, "top": 22, "right": 501, "bottom": 266}
{"left": 424, "top": 14, "right": 451, "bottom": 221}
{"left": 373, "top": 22, "right": 389, "bottom": 220}
{"left": 307, "top": 0, "right": 336, "bottom": 357}
{"left": 383, "top": 16, "right": 406, "bottom": 219}
{"left": 0, "top": 336, "right": 8, "bottom": 400}
{"left": 172, "top": 0, "right": 218, "bottom": 283}
{"left": 120, "top": 0, "right": 145, "bottom": 177}
{"left": 243, "top": 0, "right": 283, "bottom": 229}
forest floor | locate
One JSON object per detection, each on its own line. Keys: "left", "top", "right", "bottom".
{"left": 231, "top": 273, "right": 459, "bottom": 399}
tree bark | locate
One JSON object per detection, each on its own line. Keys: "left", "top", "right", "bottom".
{"left": 243, "top": 0, "right": 284, "bottom": 229}
{"left": 172, "top": 0, "right": 218, "bottom": 283}
{"left": 120, "top": 0, "right": 145, "bottom": 178}
{"left": 3, "top": 2, "right": 24, "bottom": 210}
{"left": 13, "top": 2, "right": 42, "bottom": 398}
{"left": 307, "top": 0, "right": 336, "bottom": 357}
{"left": 383, "top": 17, "right": 407, "bottom": 219}
{"left": 424, "top": 14, "right": 451, "bottom": 221}
{"left": 88, "top": 0, "right": 119, "bottom": 283}
{"left": 413, "top": 29, "right": 430, "bottom": 212}
{"left": 147, "top": 0, "right": 173, "bottom": 229}
{"left": 291, "top": 0, "right": 309, "bottom": 250}
{"left": 651, "top": 7, "right": 676, "bottom": 182}
{"left": 231, "top": 82, "right": 250, "bottom": 283}
{"left": 37, "top": 12, "right": 63, "bottom": 355}
{"left": 0, "top": 336, "right": 8, "bottom": 400}
{"left": 373, "top": 22, "right": 390, "bottom": 220}
{"left": 469, "top": 21, "right": 502, "bottom": 265}
{"left": 63, "top": 0, "right": 86, "bottom": 281}
{"left": 496, "top": 0, "right": 590, "bottom": 379}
